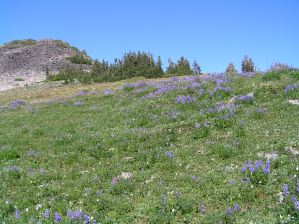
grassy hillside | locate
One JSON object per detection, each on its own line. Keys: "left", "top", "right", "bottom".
{"left": 0, "top": 72, "right": 298, "bottom": 223}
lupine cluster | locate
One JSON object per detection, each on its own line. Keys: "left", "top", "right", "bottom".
{"left": 103, "top": 89, "right": 114, "bottom": 95}
{"left": 188, "top": 81, "right": 201, "bottom": 89}
{"left": 238, "top": 72, "right": 256, "bottom": 77}
{"left": 162, "top": 110, "right": 180, "bottom": 119}
{"left": 281, "top": 183, "right": 299, "bottom": 211}
{"left": 284, "top": 84, "right": 299, "bottom": 93}
{"left": 195, "top": 120, "right": 209, "bottom": 129}
{"left": 165, "top": 151, "right": 175, "bottom": 159}
{"left": 145, "top": 84, "right": 177, "bottom": 98}
{"left": 175, "top": 95, "right": 196, "bottom": 104}
{"left": 291, "top": 196, "right": 299, "bottom": 210}
{"left": 75, "top": 90, "right": 88, "bottom": 96}
{"left": 226, "top": 203, "right": 240, "bottom": 216}
{"left": 15, "top": 208, "right": 96, "bottom": 223}
{"left": 74, "top": 101, "right": 83, "bottom": 106}
{"left": 8, "top": 99, "right": 26, "bottom": 109}
{"left": 66, "top": 209, "right": 92, "bottom": 223}
{"left": 213, "top": 103, "right": 236, "bottom": 113}
{"left": 236, "top": 95, "right": 254, "bottom": 103}
{"left": 209, "top": 78, "right": 232, "bottom": 98}
{"left": 240, "top": 160, "right": 270, "bottom": 174}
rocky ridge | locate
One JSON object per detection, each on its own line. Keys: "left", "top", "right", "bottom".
{"left": 0, "top": 39, "right": 91, "bottom": 91}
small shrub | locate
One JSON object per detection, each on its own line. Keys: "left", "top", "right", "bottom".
{"left": 262, "top": 71, "right": 281, "bottom": 81}
{"left": 3, "top": 39, "right": 37, "bottom": 49}
{"left": 226, "top": 63, "right": 238, "bottom": 75}
{"left": 241, "top": 56, "right": 255, "bottom": 73}
{"left": 14, "top": 78, "right": 25, "bottom": 81}
{"left": 67, "top": 51, "right": 92, "bottom": 65}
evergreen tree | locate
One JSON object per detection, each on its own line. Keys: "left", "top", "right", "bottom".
{"left": 226, "top": 63, "right": 238, "bottom": 75}
{"left": 166, "top": 58, "right": 177, "bottom": 75}
{"left": 176, "top": 56, "right": 191, "bottom": 76}
{"left": 192, "top": 60, "right": 201, "bottom": 75}
{"left": 156, "top": 56, "right": 164, "bottom": 76}
{"left": 241, "top": 56, "right": 255, "bottom": 73}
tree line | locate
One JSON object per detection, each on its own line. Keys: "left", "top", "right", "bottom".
{"left": 48, "top": 51, "right": 257, "bottom": 83}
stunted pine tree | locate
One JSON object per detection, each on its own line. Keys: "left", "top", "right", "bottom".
{"left": 192, "top": 60, "right": 201, "bottom": 75}
{"left": 241, "top": 56, "right": 255, "bottom": 73}
{"left": 156, "top": 56, "right": 164, "bottom": 76}
{"left": 176, "top": 56, "right": 191, "bottom": 76}
{"left": 226, "top": 63, "right": 238, "bottom": 75}
{"left": 166, "top": 58, "right": 177, "bottom": 75}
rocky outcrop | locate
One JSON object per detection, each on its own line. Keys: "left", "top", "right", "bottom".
{"left": 0, "top": 39, "right": 92, "bottom": 91}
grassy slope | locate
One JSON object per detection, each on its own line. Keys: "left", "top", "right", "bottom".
{"left": 0, "top": 74, "right": 298, "bottom": 223}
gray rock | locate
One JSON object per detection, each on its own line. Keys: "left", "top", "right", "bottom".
{"left": 257, "top": 152, "right": 279, "bottom": 160}
{"left": 288, "top": 99, "right": 299, "bottom": 105}
{"left": 0, "top": 39, "right": 92, "bottom": 91}
{"left": 285, "top": 146, "right": 299, "bottom": 156}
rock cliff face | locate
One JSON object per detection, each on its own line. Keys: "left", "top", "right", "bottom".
{"left": 0, "top": 39, "right": 91, "bottom": 91}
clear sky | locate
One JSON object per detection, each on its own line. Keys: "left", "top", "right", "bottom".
{"left": 1, "top": 0, "right": 298, "bottom": 72}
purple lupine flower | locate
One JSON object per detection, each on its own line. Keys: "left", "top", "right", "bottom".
{"left": 76, "top": 90, "right": 88, "bottom": 96}
{"left": 9, "top": 99, "right": 26, "bottom": 109}
{"left": 175, "top": 95, "right": 195, "bottom": 104}
{"left": 195, "top": 123, "right": 201, "bottom": 129}
{"left": 233, "top": 203, "right": 240, "bottom": 212}
{"left": 263, "top": 160, "right": 271, "bottom": 174}
{"left": 240, "top": 161, "right": 252, "bottom": 173}
{"left": 71, "top": 210, "right": 83, "bottom": 219}
{"left": 103, "top": 89, "right": 114, "bottom": 95}
{"left": 226, "top": 206, "right": 233, "bottom": 216}
{"left": 44, "top": 209, "right": 50, "bottom": 218}
{"left": 189, "top": 82, "right": 200, "bottom": 89}
{"left": 171, "top": 112, "right": 178, "bottom": 119}
{"left": 198, "top": 88, "right": 205, "bottom": 95}
{"left": 198, "top": 204, "right": 205, "bottom": 214}
{"left": 165, "top": 151, "right": 175, "bottom": 159}
{"left": 291, "top": 196, "right": 299, "bottom": 210}
{"left": 242, "top": 176, "right": 251, "bottom": 183}
{"left": 282, "top": 184, "right": 289, "bottom": 196}
{"left": 54, "top": 212, "right": 62, "bottom": 223}
{"left": 66, "top": 209, "right": 73, "bottom": 218}
{"left": 15, "top": 209, "right": 21, "bottom": 219}
{"left": 229, "top": 179, "right": 235, "bottom": 185}
{"left": 253, "top": 160, "right": 263, "bottom": 172}
{"left": 284, "top": 84, "right": 299, "bottom": 93}
{"left": 83, "top": 214, "right": 90, "bottom": 224}
{"left": 297, "top": 182, "right": 299, "bottom": 193}
{"left": 74, "top": 101, "right": 83, "bottom": 106}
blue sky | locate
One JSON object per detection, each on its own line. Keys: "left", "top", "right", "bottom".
{"left": 1, "top": 0, "right": 298, "bottom": 72}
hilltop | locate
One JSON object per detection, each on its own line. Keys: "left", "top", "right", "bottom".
{"left": 0, "top": 39, "right": 92, "bottom": 91}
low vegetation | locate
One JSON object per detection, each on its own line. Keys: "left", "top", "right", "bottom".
{"left": 0, "top": 70, "right": 298, "bottom": 223}
{"left": 1, "top": 39, "right": 38, "bottom": 49}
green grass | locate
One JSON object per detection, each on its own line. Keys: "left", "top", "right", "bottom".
{"left": 1, "top": 39, "right": 37, "bottom": 49}
{"left": 0, "top": 73, "right": 298, "bottom": 223}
